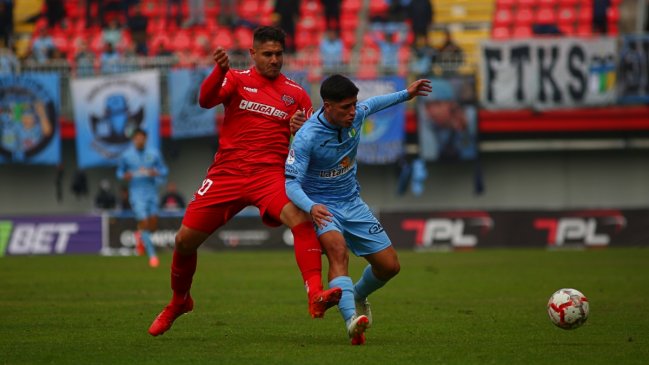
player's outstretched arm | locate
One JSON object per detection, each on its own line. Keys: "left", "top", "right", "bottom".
{"left": 406, "top": 79, "right": 433, "bottom": 100}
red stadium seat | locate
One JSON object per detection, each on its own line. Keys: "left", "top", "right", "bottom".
{"left": 492, "top": 26, "right": 511, "bottom": 39}
{"left": 535, "top": 6, "right": 556, "bottom": 24}
{"left": 558, "top": 23, "right": 574, "bottom": 35}
{"left": 212, "top": 29, "right": 234, "bottom": 48}
{"left": 148, "top": 34, "right": 171, "bottom": 54}
{"left": 537, "top": 0, "right": 558, "bottom": 7}
{"left": 496, "top": 0, "right": 516, "bottom": 8}
{"left": 493, "top": 8, "right": 514, "bottom": 27}
{"left": 576, "top": 23, "right": 592, "bottom": 37}
{"left": 558, "top": 6, "right": 577, "bottom": 24}
{"left": 234, "top": 27, "right": 254, "bottom": 49}
{"left": 342, "top": 0, "right": 362, "bottom": 13}
{"left": 577, "top": 5, "right": 593, "bottom": 24}
{"left": 171, "top": 30, "right": 192, "bottom": 51}
{"left": 514, "top": 6, "right": 534, "bottom": 26}
{"left": 512, "top": 25, "right": 533, "bottom": 38}
{"left": 517, "top": 0, "right": 537, "bottom": 7}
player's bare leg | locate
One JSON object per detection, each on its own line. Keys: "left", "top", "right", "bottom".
{"left": 280, "top": 202, "right": 341, "bottom": 318}
{"left": 148, "top": 225, "right": 208, "bottom": 336}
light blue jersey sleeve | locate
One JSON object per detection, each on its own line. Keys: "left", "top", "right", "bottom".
{"left": 358, "top": 90, "right": 409, "bottom": 120}
{"left": 285, "top": 130, "right": 317, "bottom": 214}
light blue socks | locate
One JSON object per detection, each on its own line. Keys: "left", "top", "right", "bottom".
{"left": 140, "top": 230, "right": 156, "bottom": 258}
{"left": 329, "top": 276, "right": 355, "bottom": 323}
{"left": 353, "top": 265, "right": 386, "bottom": 300}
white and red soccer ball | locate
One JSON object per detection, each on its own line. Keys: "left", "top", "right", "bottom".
{"left": 547, "top": 288, "right": 589, "bottom": 330}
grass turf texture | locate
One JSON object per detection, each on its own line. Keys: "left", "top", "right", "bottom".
{"left": 1, "top": 248, "right": 648, "bottom": 364}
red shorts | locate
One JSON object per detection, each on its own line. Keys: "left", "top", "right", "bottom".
{"left": 182, "top": 165, "right": 290, "bottom": 234}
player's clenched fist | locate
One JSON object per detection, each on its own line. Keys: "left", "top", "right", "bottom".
{"left": 212, "top": 47, "right": 230, "bottom": 70}
{"left": 290, "top": 109, "right": 307, "bottom": 134}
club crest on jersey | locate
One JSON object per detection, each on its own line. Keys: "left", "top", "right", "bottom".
{"left": 348, "top": 128, "right": 357, "bottom": 138}
{"left": 282, "top": 95, "right": 295, "bottom": 106}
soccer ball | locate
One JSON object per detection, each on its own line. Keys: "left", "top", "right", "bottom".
{"left": 547, "top": 288, "right": 589, "bottom": 330}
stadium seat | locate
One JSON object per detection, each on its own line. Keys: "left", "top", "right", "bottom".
{"left": 558, "top": 6, "right": 577, "bottom": 24}
{"left": 493, "top": 8, "right": 514, "bottom": 27}
{"left": 535, "top": 7, "right": 556, "bottom": 24}
{"left": 512, "top": 25, "right": 533, "bottom": 38}
{"left": 234, "top": 27, "right": 254, "bottom": 49}
{"left": 517, "top": 0, "right": 537, "bottom": 7}
{"left": 577, "top": 5, "right": 593, "bottom": 24}
{"left": 342, "top": 0, "right": 362, "bottom": 13}
{"left": 513, "top": 6, "right": 534, "bottom": 26}
{"left": 492, "top": 25, "right": 511, "bottom": 39}
{"left": 558, "top": 23, "right": 574, "bottom": 35}
{"left": 538, "top": 0, "right": 558, "bottom": 7}
{"left": 170, "top": 30, "right": 192, "bottom": 51}
{"left": 576, "top": 23, "right": 592, "bottom": 37}
{"left": 496, "top": 0, "right": 516, "bottom": 9}
{"left": 212, "top": 29, "right": 234, "bottom": 49}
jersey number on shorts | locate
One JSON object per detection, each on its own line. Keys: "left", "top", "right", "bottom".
{"left": 197, "top": 179, "right": 213, "bottom": 196}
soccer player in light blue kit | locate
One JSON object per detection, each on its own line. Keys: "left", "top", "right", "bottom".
{"left": 285, "top": 74, "right": 432, "bottom": 345}
{"left": 117, "top": 128, "right": 168, "bottom": 268}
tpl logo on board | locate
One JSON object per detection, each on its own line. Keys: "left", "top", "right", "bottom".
{"left": 533, "top": 210, "right": 626, "bottom": 247}
{"left": 401, "top": 212, "right": 493, "bottom": 249}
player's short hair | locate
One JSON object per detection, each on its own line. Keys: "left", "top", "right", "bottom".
{"left": 253, "top": 26, "right": 286, "bottom": 49}
{"left": 131, "top": 128, "right": 147, "bottom": 138}
{"left": 320, "top": 74, "right": 359, "bottom": 102}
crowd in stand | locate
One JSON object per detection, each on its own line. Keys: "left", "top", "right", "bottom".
{"left": 1, "top": 0, "right": 482, "bottom": 79}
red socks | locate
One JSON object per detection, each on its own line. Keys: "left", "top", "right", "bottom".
{"left": 291, "top": 221, "right": 323, "bottom": 296}
{"left": 171, "top": 250, "right": 197, "bottom": 305}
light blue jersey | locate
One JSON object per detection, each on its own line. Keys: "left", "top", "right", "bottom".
{"left": 285, "top": 89, "right": 409, "bottom": 256}
{"left": 116, "top": 145, "right": 168, "bottom": 220}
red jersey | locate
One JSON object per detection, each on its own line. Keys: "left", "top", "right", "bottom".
{"left": 199, "top": 65, "right": 313, "bottom": 172}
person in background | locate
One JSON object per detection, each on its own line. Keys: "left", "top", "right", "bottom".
{"left": 0, "top": 0, "right": 15, "bottom": 47}
{"left": 31, "top": 28, "right": 56, "bottom": 64}
{"left": 160, "top": 181, "right": 186, "bottom": 212}
{"left": 409, "top": 35, "right": 436, "bottom": 79}
{"left": 320, "top": 29, "right": 343, "bottom": 75}
{"left": 435, "top": 28, "right": 463, "bottom": 76}
{"left": 95, "top": 178, "right": 117, "bottom": 210}
{"left": 321, "top": 0, "right": 341, "bottom": 32}
{"left": 127, "top": 3, "right": 149, "bottom": 56}
{"left": 184, "top": 0, "right": 205, "bottom": 27}
{"left": 407, "top": 0, "right": 434, "bottom": 42}
{"left": 0, "top": 42, "right": 20, "bottom": 75}
{"left": 116, "top": 128, "right": 168, "bottom": 268}
{"left": 273, "top": 0, "right": 299, "bottom": 53}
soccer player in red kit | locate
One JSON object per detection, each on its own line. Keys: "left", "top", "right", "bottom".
{"left": 148, "top": 26, "right": 341, "bottom": 336}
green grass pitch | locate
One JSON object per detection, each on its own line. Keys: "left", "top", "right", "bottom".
{"left": 1, "top": 248, "right": 648, "bottom": 364}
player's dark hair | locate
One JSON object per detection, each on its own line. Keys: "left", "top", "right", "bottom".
{"left": 253, "top": 26, "right": 286, "bottom": 49}
{"left": 131, "top": 128, "right": 147, "bottom": 138}
{"left": 320, "top": 74, "right": 359, "bottom": 102}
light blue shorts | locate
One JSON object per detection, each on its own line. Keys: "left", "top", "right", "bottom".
{"left": 316, "top": 196, "right": 392, "bottom": 257}
{"left": 130, "top": 194, "right": 159, "bottom": 221}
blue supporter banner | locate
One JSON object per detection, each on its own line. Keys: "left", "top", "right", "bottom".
{"left": 618, "top": 35, "right": 649, "bottom": 105}
{"left": 352, "top": 76, "right": 406, "bottom": 164}
{"left": 0, "top": 73, "right": 60, "bottom": 165}
{"left": 71, "top": 70, "right": 161, "bottom": 168}
{"left": 168, "top": 68, "right": 218, "bottom": 139}
{"left": 417, "top": 77, "right": 478, "bottom": 161}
